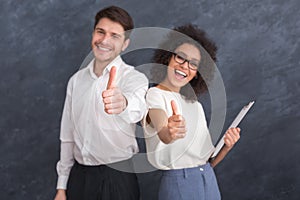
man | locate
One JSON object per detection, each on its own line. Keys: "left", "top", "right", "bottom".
{"left": 54, "top": 6, "right": 148, "bottom": 200}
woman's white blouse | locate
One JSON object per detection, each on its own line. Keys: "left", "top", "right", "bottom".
{"left": 143, "top": 87, "right": 215, "bottom": 170}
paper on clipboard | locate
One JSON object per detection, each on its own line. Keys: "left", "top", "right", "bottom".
{"left": 211, "top": 101, "right": 255, "bottom": 158}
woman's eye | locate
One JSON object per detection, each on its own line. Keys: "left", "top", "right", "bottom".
{"left": 177, "top": 55, "right": 185, "bottom": 61}
{"left": 190, "top": 62, "right": 199, "bottom": 68}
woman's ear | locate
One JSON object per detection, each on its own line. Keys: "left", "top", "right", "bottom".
{"left": 194, "top": 72, "right": 199, "bottom": 80}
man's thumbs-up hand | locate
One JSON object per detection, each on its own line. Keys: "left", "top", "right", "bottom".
{"left": 102, "top": 66, "right": 127, "bottom": 114}
{"left": 167, "top": 100, "right": 186, "bottom": 142}
{"left": 106, "top": 66, "right": 117, "bottom": 90}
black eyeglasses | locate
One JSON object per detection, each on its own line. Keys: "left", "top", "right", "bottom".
{"left": 172, "top": 53, "right": 200, "bottom": 70}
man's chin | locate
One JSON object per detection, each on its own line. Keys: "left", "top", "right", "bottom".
{"left": 94, "top": 55, "right": 113, "bottom": 63}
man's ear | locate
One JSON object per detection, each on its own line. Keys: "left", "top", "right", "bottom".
{"left": 122, "top": 39, "right": 130, "bottom": 51}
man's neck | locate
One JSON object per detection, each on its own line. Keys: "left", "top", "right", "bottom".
{"left": 93, "top": 59, "right": 110, "bottom": 77}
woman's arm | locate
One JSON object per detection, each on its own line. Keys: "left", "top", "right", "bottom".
{"left": 210, "top": 127, "right": 241, "bottom": 168}
{"left": 147, "top": 101, "right": 187, "bottom": 144}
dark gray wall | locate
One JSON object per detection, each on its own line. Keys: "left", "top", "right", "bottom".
{"left": 1, "top": 0, "right": 299, "bottom": 199}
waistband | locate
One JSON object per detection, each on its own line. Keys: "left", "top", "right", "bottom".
{"left": 74, "top": 158, "right": 134, "bottom": 172}
{"left": 161, "top": 163, "right": 212, "bottom": 177}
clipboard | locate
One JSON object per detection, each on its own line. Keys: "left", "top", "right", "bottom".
{"left": 211, "top": 101, "right": 255, "bottom": 158}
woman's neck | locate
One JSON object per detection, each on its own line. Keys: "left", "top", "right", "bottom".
{"left": 157, "top": 80, "right": 180, "bottom": 93}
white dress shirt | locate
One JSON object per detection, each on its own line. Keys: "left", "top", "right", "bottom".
{"left": 56, "top": 56, "right": 148, "bottom": 189}
{"left": 143, "top": 87, "right": 215, "bottom": 170}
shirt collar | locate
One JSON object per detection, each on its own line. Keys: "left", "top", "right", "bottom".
{"left": 87, "top": 59, "right": 97, "bottom": 79}
{"left": 88, "top": 56, "right": 123, "bottom": 79}
{"left": 103, "top": 55, "right": 122, "bottom": 75}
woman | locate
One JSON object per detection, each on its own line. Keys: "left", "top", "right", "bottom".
{"left": 143, "top": 24, "right": 241, "bottom": 200}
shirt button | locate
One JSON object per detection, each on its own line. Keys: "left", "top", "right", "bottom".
{"left": 199, "top": 168, "right": 204, "bottom": 171}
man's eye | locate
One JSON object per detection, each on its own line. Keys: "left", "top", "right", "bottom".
{"left": 97, "top": 30, "right": 105, "bottom": 34}
{"left": 112, "top": 34, "right": 121, "bottom": 39}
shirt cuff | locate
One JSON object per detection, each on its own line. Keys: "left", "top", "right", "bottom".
{"left": 119, "top": 94, "right": 138, "bottom": 123}
{"left": 56, "top": 175, "right": 69, "bottom": 190}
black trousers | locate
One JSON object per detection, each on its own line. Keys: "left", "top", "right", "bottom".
{"left": 66, "top": 160, "right": 140, "bottom": 200}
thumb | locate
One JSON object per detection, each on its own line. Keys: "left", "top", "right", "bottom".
{"left": 107, "top": 66, "right": 117, "bottom": 89}
{"left": 171, "top": 100, "right": 179, "bottom": 115}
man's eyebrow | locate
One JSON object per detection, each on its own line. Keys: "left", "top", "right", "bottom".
{"left": 111, "top": 32, "right": 122, "bottom": 37}
{"left": 94, "top": 28, "right": 123, "bottom": 37}
{"left": 95, "top": 27, "right": 104, "bottom": 30}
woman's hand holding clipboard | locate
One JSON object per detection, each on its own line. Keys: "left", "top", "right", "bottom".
{"left": 211, "top": 101, "right": 255, "bottom": 158}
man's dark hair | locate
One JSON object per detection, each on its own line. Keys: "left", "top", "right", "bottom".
{"left": 152, "top": 24, "right": 218, "bottom": 102}
{"left": 94, "top": 6, "right": 134, "bottom": 39}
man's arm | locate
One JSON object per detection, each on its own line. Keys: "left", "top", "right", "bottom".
{"left": 54, "top": 189, "right": 66, "bottom": 200}
{"left": 54, "top": 79, "right": 75, "bottom": 199}
{"left": 102, "top": 67, "right": 148, "bottom": 123}
{"left": 56, "top": 142, "right": 75, "bottom": 189}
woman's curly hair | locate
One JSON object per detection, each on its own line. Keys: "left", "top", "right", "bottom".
{"left": 151, "top": 24, "right": 218, "bottom": 102}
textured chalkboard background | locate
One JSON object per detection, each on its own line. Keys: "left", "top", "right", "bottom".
{"left": 1, "top": 0, "right": 299, "bottom": 199}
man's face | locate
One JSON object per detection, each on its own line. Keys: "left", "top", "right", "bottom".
{"left": 91, "top": 17, "right": 129, "bottom": 65}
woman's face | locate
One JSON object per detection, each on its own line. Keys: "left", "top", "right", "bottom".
{"left": 163, "top": 43, "right": 200, "bottom": 92}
